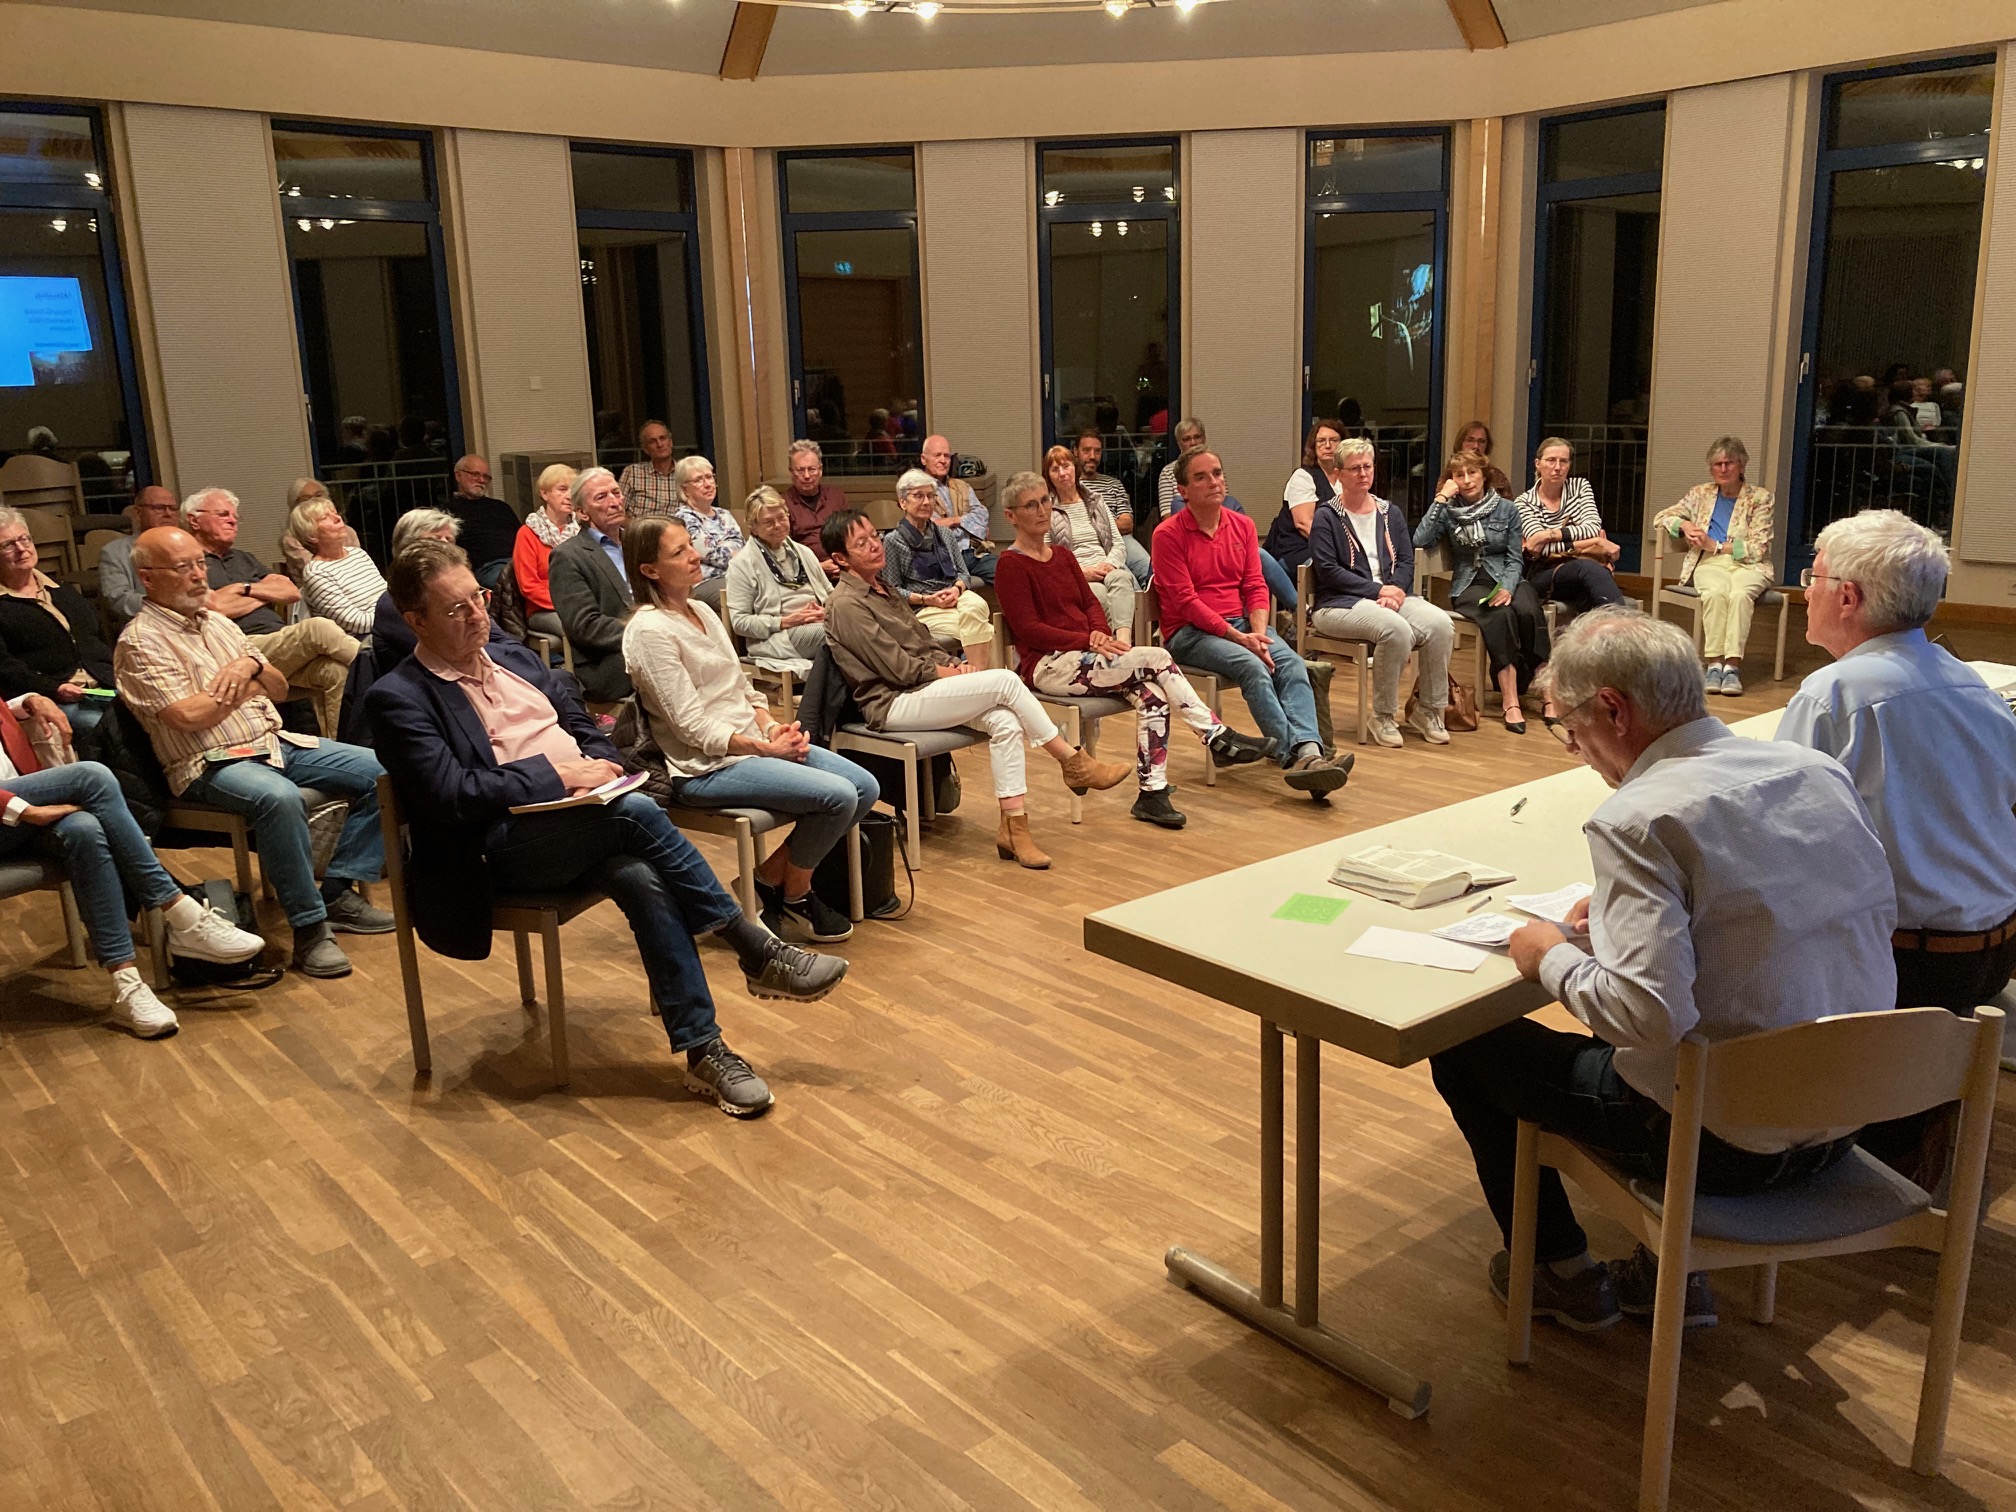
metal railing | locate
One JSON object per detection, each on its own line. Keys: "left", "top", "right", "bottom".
{"left": 323, "top": 459, "right": 453, "bottom": 563}
{"left": 1534, "top": 422, "right": 1650, "bottom": 569}
{"left": 1799, "top": 426, "right": 1959, "bottom": 546}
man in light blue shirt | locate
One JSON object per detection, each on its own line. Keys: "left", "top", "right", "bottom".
{"left": 1431, "top": 609, "right": 1895, "bottom": 1332}
{"left": 1780, "top": 509, "right": 2016, "bottom": 1011}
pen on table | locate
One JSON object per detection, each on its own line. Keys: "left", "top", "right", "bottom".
{"left": 1465, "top": 893, "right": 1493, "bottom": 914}
{"left": 1508, "top": 796, "right": 1527, "bottom": 818}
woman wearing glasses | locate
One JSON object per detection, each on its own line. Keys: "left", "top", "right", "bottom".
{"left": 1516, "top": 437, "right": 1624, "bottom": 626}
{"left": 1649, "top": 436, "right": 1773, "bottom": 696}
{"left": 672, "top": 456, "right": 743, "bottom": 614}
{"left": 723, "top": 487, "right": 830, "bottom": 669}
{"left": 884, "top": 469, "right": 994, "bottom": 666}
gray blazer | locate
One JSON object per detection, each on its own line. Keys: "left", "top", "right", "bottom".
{"left": 547, "top": 528, "right": 634, "bottom": 701}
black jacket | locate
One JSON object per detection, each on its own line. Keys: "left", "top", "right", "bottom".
{"left": 0, "top": 581, "right": 114, "bottom": 699}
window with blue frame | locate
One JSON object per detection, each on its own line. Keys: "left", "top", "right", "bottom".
{"left": 572, "top": 144, "right": 712, "bottom": 473}
{"left": 274, "top": 121, "right": 462, "bottom": 558}
{"left": 1789, "top": 55, "right": 1994, "bottom": 568}
{"left": 1304, "top": 130, "right": 1447, "bottom": 523}
{"left": 0, "top": 103, "right": 152, "bottom": 508}
{"left": 1528, "top": 102, "right": 1664, "bottom": 567}
{"left": 778, "top": 148, "right": 922, "bottom": 475}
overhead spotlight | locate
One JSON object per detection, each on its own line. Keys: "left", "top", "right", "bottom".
{"left": 1091, "top": 221, "right": 1103, "bottom": 237}
{"left": 1105, "top": 0, "right": 1131, "bottom": 14}
{"left": 1131, "top": 185, "right": 1144, "bottom": 202}
{"left": 1043, "top": 189, "right": 1062, "bottom": 206}
{"left": 83, "top": 170, "right": 102, "bottom": 189}
{"left": 912, "top": 1, "right": 939, "bottom": 16}
{"left": 49, "top": 217, "right": 66, "bottom": 233}
{"left": 1117, "top": 220, "right": 1129, "bottom": 236}
{"left": 845, "top": 0, "right": 870, "bottom": 14}
{"left": 1162, "top": 185, "right": 1176, "bottom": 201}
{"left": 1175, "top": 0, "right": 1200, "bottom": 9}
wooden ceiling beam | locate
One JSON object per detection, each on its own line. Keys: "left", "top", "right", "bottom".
{"left": 719, "top": 3, "right": 779, "bottom": 81}
{"left": 1445, "top": 0, "right": 1507, "bottom": 50}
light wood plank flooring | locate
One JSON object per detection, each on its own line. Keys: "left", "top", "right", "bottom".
{"left": 2, "top": 623, "right": 2013, "bottom": 1511}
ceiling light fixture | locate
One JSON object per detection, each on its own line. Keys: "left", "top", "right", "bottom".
{"left": 1105, "top": 0, "right": 1130, "bottom": 14}
{"left": 846, "top": 0, "right": 870, "bottom": 13}
{"left": 1175, "top": 0, "right": 1199, "bottom": 9}
{"left": 912, "top": 1, "right": 940, "bottom": 16}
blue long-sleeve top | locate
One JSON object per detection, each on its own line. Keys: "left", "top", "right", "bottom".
{"left": 1308, "top": 499, "right": 1415, "bottom": 610}
{"left": 1413, "top": 492, "right": 1524, "bottom": 599}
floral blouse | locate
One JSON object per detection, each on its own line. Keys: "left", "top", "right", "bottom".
{"left": 676, "top": 503, "right": 745, "bottom": 581}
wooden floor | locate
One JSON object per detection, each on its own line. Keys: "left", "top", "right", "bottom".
{"left": 4, "top": 619, "right": 2016, "bottom": 1512}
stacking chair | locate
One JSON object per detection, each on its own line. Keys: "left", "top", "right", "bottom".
{"left": 1649, "top": 532, "right": 1791, "bottom": 681}
{"left": 161, "top": 788, "right": 345, "bottom": 900}
{"left": 1411, "top": 544, "right": 1493, "bottom": 708}
{"left": 1507, "top": 1005, "right": 2006, "bottom": 1511}
{"left": 0, "top": 454, "right": 86, "bottom": 522}
{"left": 830, "top": 723, "right": 985, "bottom": 869}
{"left": 375, "top": 774, "right": 610, "bottom": 1087}
{"left": 21, "top": 505, "right": 78, "bottom": 583}
{"left": 1139, "top": 583, "right": 1221, "bottom": 785}
{"left": 655, "top": 802, "right": 864, "bottom": 923}
{"left": 0, "top": 857, "right": 89, "bottom": 969}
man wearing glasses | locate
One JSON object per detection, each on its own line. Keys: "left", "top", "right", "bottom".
{"left": 447, "top": 455, "right": 520, "bottom": 591}
{"left": 115, "top": 526, "right": 391, "bottom": 979}
{"left": 1431, "top": 608, "right": 1896, "bottom": 1332}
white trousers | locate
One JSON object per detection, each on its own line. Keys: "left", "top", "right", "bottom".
{"left": 885, "top": 669, "right": 1061, "bottom": 799}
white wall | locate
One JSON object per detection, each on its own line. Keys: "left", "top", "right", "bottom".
{"left": 1956, "top": 43, "right": 2016, "bottom": 569}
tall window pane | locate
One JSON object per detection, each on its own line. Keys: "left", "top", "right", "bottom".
{"left": 1530, "top": 103, "right": 1664, "bottom": 567}
{"left": 1305, "top": 131, "right": 1447, "bottom": 521}
{"left": 572, "top": 144, "right": 710, "bottom": 474}
{"left": 277, "top": 122, "right": 460, "bottom": 559}
{"left": 0, "top": 104, "right": 150, "bottom": 508}
{"left": 1792, "top": 58, "right": 1992, "bottom": 563}
{"left": 779, "top": 150, "right": 922, "bottom": 473}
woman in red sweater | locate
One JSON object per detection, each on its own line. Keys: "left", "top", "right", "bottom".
{"left": 994, "top": 470, "right": 1274, "bottom": 829}
{"left": 511, "top": 463, "right": 579, "bottom": 642}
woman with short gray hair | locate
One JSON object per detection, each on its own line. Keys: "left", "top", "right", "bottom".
{"left": 1649, "top": 437, "right": 1774, "bottom": 696}
{"left": 671, "top": 455, "right": 742, "bottom": 612}
{"left": 391, "top": 507, "right": 460, "bottom": 557}
{"left": 724, "top": 486, "right": 830, "bottom": 668}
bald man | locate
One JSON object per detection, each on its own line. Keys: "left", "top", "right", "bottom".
{"left": 115, "top": 526, "right": 390, "bottom": 978}
{"left": 98, "top": 485, "right": 181, "bottom": 631}
{"left": 447, "top": 454, "right": 519, "bottom": 589}
{"left": 921, "top": 434, "right": 996, "bottom": 585}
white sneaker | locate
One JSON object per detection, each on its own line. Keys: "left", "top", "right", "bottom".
{"left": 106, "top": 975, "right": 178, "bottom": 1039}
{"left": 167, "top": 904, "right": 264, "bottom": 964}
{"left": 1368, "top": 715, "right": 1404, "bottom": 748}
{"left": 1407, "top": 708, "right": 1451, "bottom": 745}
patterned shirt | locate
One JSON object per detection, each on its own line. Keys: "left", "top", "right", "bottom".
{"left": 619, "top": 462, "right": 683, "bottom": 521}
{"left": 1514, "top": 477, "right": 1604, "bottom": 561}
{"left": 114, "top": 600, "right": 316, "bottom": 795}
{"left": 301, "top": 546, "right": 389, "bottom": 636}
{"left": 677, "top": 504, "right": 745, "bottom": 581}
{"left": 1081, "top": 471, "right": 1131, "bottom": 522}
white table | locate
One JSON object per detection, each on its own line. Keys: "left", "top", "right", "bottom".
{"left": 1085, "top": 709, "right": 1785, "bottom": 1417}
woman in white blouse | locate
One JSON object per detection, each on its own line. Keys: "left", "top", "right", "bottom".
{"left": 621, "top": 515, "right": 878, "bottom": 944}
{"left": 1515, "top": 436, "right": 1624, "bottom": 625}
{"left": 289, "top": 495, "right": 385, "bottom": 636}
{"left": 723, "top": 486, "right": 829, "bottom": 668}
{"left": 1042, "top": 444, "right": 1134, "bottom": 643}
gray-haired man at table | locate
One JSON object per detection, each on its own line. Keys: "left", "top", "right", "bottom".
{"left": 1429, "top": 609, "right": 1896, "bottom": 1332}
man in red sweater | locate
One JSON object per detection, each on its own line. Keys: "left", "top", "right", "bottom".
{"left": 1152, "top": 451, "right": 1350, "bottom": 797}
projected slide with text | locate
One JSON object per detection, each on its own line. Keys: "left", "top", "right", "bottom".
{"left": 0, "top": 277, "right": 94, "bottom": 388}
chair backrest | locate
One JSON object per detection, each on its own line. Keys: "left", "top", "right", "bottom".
{"left": 81, "top": 528, "right": 127, "bottom": 575}
{"left": 861, "top": 497, "right": 901, "bottom": 531}
{"left": 374, "top": 772, "right": 412, "bottom": 903}
{"left": 1691, "top": 1005, "right": 2004, "bottom": 1132}
{"left": 0, "top": 454, "right": 85, "bottom": 515}
{"left": 1649, "top": 526, "right": 1673, "bottom": 595}
{"left": 21, "top": 505, "right": 70, "bottom": 548}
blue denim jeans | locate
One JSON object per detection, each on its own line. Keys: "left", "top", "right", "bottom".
{"left": 671, "top": 747, "right": 879, "bottom": 871}
{"left": 181, "top": 739, "right": 386, "bottom": 928}
{"left": 0, "top": 761, "right": 183, "bottom": 965}
{"left": 960, "top": 546, "right": 998, "bottom": 585}
{"left": 487, "top": 792, "right": 741, "bottom": 1053}
{"left": 1259, "top": 549, "right": 1297, "bottom": 612}
{"left": 1164, "top": 618, "right": 1319, "bottom": 764}
{"left": 60, "top": 698, "right": 109, "bottom": 735}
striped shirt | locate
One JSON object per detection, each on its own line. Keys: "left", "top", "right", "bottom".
{"left": 114, "top": 600, "right": 316, "bottom": 794}
{"left": 1515, "top": 477, "right": 1603, "bottom": 561}
{"left": 618, "top": 462, "right": 683, "bottom": 521}
{"left": 301, "top": 546, "right": 389, "bottom": 636}
{"left": 1081, "top": 471, "right": 1131, "bottom": 521}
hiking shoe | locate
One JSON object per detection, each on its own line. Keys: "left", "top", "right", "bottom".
{"left": 1719, "top": 667, "right": 1744, "bottom": 697}
{"left": 1206, "top": 726, "right": 1275, "bottom": 766}
{"left": 755, "top": 879, "right": 786, "bottom": 938}
{"left": 1130, "top": 788, "right": 1187, "bottom": 829}
{"left": 684, "top": 1038, "right": 775, "bottom": 1117}
{"left": 291, "top": 924, "right": 353, "bottom": 979}
{"left": 1703, "top": 664, "right": 1728, "bottom": 695}
{"left": 1368, "top": 715, "right": 1404, "bottom": 748}
{"left": 166, "top": 903, "right": 264, "bottom": 964}
{"left": 325, "top": 888, "right": 395, "bottom": 934}
{"left": 780, "top": 890, "right": 854, "bottom": 943}
{"left": 1283, "top": 749, "right": 1352, "bottom": 796}
{"left": 1406, "top": 708, "right": 1451, "bottom": 745}
{"left": 1487, "top": 1250, "right": 1622, "bottom": 1332}
{"left": 1607, "top": 1244, "right": 1719, "bottom": 1328}
{"left": 106, "top": 975, "right": 178, "bottom": 1039}
{"left": 743, "top": 937, "right": 848, "bottom": 1001}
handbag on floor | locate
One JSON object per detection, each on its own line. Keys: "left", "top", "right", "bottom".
{"left": 1407, "top": 675, "right": 1479, "bottom": 733}
{"left": 810, "top": 811, "right": 913, "bottom": 921}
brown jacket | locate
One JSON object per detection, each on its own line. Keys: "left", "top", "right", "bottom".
{"left": 823, "top": 571, "right": 952, "bottom": 727}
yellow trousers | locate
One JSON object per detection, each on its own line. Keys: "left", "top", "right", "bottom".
{"left": 248, "top": 616, "right": 360, "bottom": 736}
{"left": 915, "top": 589, "right": 994, "bottom": 650}
{"left": 1691, "top": 554, "right": 1771, "bottom": 661}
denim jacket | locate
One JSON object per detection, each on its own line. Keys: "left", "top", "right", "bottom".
{"left": 1413, "top": 492, "right": 1523, "bottom": 599}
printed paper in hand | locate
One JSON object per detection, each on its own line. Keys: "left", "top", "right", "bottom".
{"left": 1506, "top": 882, "right": 1594, "bottom": 927}
{"left": 509, "top": 770, "right": 648, "bottom": 815}
{"left": 1344, "top": 925, "right": 1487, "bottom": 973}
{"left": 1430, "top": 912, "right": 1522, "bottom": 948}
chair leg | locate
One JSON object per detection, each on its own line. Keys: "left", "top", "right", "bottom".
{"left": 56, "top": 882, "right": 88, "bottom": 968}
{"left": 904, "top": 751, "right": 923, "bottom": 872}
{"left": 1065, "top": 707, "right": 1083, "bottom": 825}
{"left": 394, "top": 903, "right": 431, "bottom": 1076}
{"left": 779, "top": 669, "right": 797, "bottom": 720}
{"left": 845, "top": 823, "right": 864, "bottom": 923}
{"left": 1773, "top": 599, "right": 1789, "bottom": 681}
{"left": 231, "top": 827, "right": 254, "bottom": 899}
{"left": 1506, "top": 1120, "right": 1539, "bottom": 1365}
{"left": 513, "top": 930, "right": 535, "bottom": 1007}
{"left": 1639, "top": 1238, "right": 1691, "bottom": 1512}
{"left": 1201, "top": 676, "right": 1219, "bottom": 786}
{"left": 735, "top": 821, "right": 758, "bottom": 922}
{"left": 144, "top": 906, "right": 169, "bottom": 987}
{"left": 542, "top": 915, "right": 569, "bottom": 1088}
{"left": 1355, "top": 650, "right": 1371, "bottom": 745}
{"left": 1750, "top": 1262, "right": 1778, "bottom": 1325}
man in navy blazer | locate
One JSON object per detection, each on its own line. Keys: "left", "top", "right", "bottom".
{"left": 364, "top": 539, "right": 845, "bottom": 1117}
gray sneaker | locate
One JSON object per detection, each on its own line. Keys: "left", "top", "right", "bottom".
{"left": 1368, "top": 715, "right": 1404, "bottom": 749}
{"left": 1719, "top": 666, "right": 1744, "bottom": 697}
{"left": 1607, "top": 1243, "right": 1719, "bottom": 1328}
{"left": 684, "top": 1038, "right": 775, "bottom": 1117}
{"left": 1406, "top": 708, "right": 1451, "bottom": 745}
{"left": 743, "top": 937, "right": 848, "bottom": 1001}
{"left": 1488, "top": 1250, "right": 1622, "bottom": 1332}
{"left": 325, "top": 887, "right": 395, "bottom": 934}
{"left": 291, "top": 923, "right": 353, "bottom": 979}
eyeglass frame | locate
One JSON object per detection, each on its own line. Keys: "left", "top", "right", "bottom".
{"left": 1798, "top": 567, "right": 1847, "bottom": 590}
{"left": 1541, "top": 693, "right": 1600, "bottom": 750}
{"left": 436, "top": 587, "right": 492, "bottom": 624}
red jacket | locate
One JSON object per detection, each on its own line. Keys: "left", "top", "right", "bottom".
{"left": 994, "top": 546, "right": 1110, "bottom": 683}
{"left": 1151, "top": 505, "right": 1268, "bottom": 638}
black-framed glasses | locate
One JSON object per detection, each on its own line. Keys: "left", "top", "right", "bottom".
{"left": 1541, "top": 694, "right": 1596, "bottom": 749}
{"left": 1798, "top": 567, "right": 1844, "bottom": 590}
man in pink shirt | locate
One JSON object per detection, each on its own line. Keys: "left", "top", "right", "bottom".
{"left": 1152, "top": 450, "right": 1350, "bottom": 796}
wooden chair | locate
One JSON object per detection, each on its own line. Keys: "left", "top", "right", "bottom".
{"left": 1507, "top": 1005, "right": 2006, "bottom": 1511}
{"left": 656, "top": 802, "right": 864, "bottom": 922}
{"left": 0, "top": 454, "right": 86, "bottom": 520}
{"left": 161, "top": 787, "right": 344, "bottom": 900}
{"left": 20, "top": 505, "right": 78, "bottom": 583}
{"left": 79, "top": 527, "right": 127, "bottom": 581}
{"left": 1291, "top": 562, "right": 1419, "bottom": 745}
{"left": 1140, "top": 583, "right": 1221, "bottom": 786}
{"left": 1648, "top": 532, "right": 1791, "bottom": 681}
{"left": 997, "top": 623, "right": 1130, "bottom": 825}
{"left": 375, "top": 774, "right": 609, "bottom": 1087}
{"left": 0, "top": 856, "right": 89, "bottom": 970}
{"left": 1411, "top": 544, "right": 1493, "bottom": 708}
{"left": 830, "top": 723, "right": 985, "bottom": 870}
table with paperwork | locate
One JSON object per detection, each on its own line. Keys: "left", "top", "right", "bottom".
{"left": 1082, "top": 708, "right": 1791, "bottom": 1418}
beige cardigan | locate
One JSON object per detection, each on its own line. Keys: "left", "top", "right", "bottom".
{"left": 1650, "top": 481, "right": 1775, "bottom": 585}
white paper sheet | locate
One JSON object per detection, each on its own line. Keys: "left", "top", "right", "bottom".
{"left": 1430, "top": 912, "right": 1522, "bottom": 948}
{"left": 1345, "top": 926, "right": 1487, "bottom": 973}
{"left": 1505, "top": 882, "right": 1594, "bottom": 926}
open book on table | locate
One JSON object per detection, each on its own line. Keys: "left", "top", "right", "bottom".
{"left": 1329, "top": 845, "right": 1516, "bottom": 910}
{"left": 508, "top": 770, "right": 648, "bottom": 815}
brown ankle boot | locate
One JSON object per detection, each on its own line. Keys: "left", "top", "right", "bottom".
{"left": 994, "top": 812, "right": 1051, "bottom": 869}
{"left": 1058, "top": 748, "right": 1131, "bottom": 795}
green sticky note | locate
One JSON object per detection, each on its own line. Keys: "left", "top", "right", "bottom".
{"left": 1273, "top": 893, "right": 1349, "bottom": 925}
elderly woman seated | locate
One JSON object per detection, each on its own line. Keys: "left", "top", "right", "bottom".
{"left": 1649, "top": 435, "right": 1774, "bottom": 696}
{"left": 621, "top": 514, "right": 878, "bottom": 944}
{"left": 1042, "top": 444, "right": 1135, "bottom": 643}
{"left": 994, "top": 471, "right": 1272, "bottom": 830}
{"left": 883, "top": 467, "right": 994, "bottom": 667}
{"left": 511, "top": 462, "right": 578, "bottom": 646}
{"left": 288, "top": 494, "right": 386, "bottom": 637}
{"left": 724, "top": 485, "right": 830, "bottom": 670}
{"left": 671, "top": 455, "right": 743, "bottom": 613}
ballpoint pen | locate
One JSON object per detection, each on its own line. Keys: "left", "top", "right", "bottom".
{"left": 1465, "top": 893, "right": 1493, "bottom": 913}
{"left": 1509, "top": 796, "right": 1527, "bottom": 818}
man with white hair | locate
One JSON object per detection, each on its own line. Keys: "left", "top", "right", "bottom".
{"left": 179, "top": 486, "right": 357, "bottom": 737}
{"left": 920, "top": 434, "right": 996, "bottom": 585}
{"left": 1430, "top": 609, "right": 1896, "bottom": 1332}
{"left": 1781, "top": 510, "right": 2016, "bottom": 1012}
